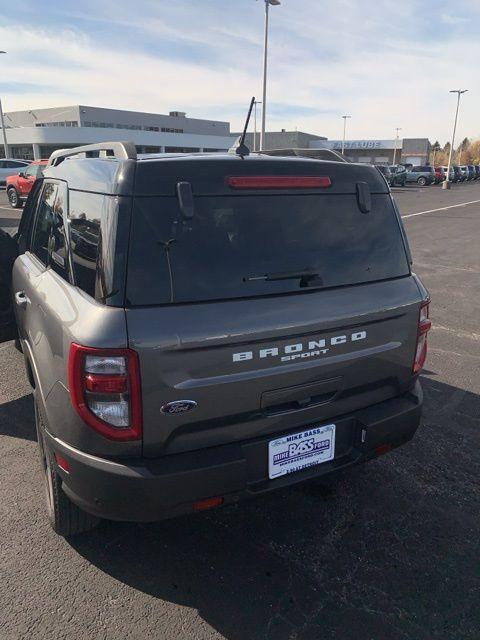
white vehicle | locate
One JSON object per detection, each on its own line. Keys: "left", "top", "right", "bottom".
{"left": 0, "top": 159, "right": 30, "bottom": 186}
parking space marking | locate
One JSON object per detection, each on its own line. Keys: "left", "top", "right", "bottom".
{"left": 402, "top": 199, "right": 480, "bottom": 219}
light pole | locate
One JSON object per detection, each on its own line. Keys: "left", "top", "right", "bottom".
{"left": 341, "top": 115, "right": 351, "bottom": 156}
{"left": 0, "top": 51, "right": 10, "bottom": 158}
{"left": 393, "top": 127, "right": 402, "bottom": 165}
{"left": 444, "top": 89, "right": 468, "bottom": 190}
{"left": 260, "top": 0, "right": 280, "bottom": 151}
{"left": 253, "top": 100, "right": 262, "bottom": 151}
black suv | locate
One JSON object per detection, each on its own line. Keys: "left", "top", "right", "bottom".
{"left": 1, "top": 142, "right": 430, "bottom": 536}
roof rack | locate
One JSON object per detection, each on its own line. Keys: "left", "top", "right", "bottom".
{"left": 260, "top": 148, "right": 349, "bottom": 163}
{"left": 47, "top": 141, "right": 137, "bottom": 167}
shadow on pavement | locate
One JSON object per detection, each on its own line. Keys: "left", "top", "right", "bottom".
{"left": 70, "top": 375, "right": 480, "bottom": 640}
{"left": 0, "top": 394, "right": 35, "bottom": 441}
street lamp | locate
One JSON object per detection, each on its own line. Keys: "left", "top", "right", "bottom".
{"left": 0, "top": 51, "right": 10, "bottom": 158}
{"left": 341, "top": 115, "right": 351, "bottom": 156}
{"left": 444, "top": 89, "right": 468, "bottom": 190}
{"left": 253, "top": 100, "right": 262, "bottom": 151}
{"left": 260, "top": 0, "right": 281, "bottom": 151}
{"left": 393, "top": 127, "right": 402, "bottom": 165}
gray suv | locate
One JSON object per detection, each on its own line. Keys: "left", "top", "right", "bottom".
{"left": 405, "top": 166, "right": 436, "bottom": 186}
{"left": 1, "top": 142, "right": 430, "bottom": 537}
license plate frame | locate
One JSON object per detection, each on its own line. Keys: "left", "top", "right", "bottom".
{"left": 268, "top": 424, "right": 336, "bottom": 480}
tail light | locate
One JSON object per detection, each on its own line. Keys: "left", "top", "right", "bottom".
{"left": 69, "top": 344, "right": 142, "bottom": 441}
{"left": 227, "top": 175, "right": 332, "bottom": 189}
{"left": 413, "top": 300, "right": 432, "bottom": 375}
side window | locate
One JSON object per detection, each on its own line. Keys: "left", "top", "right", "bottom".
{"left": 69, "top": 191, "right": 101, "bottom": 297}
{"left": 30, "top": 182, "right": 69, "bottom": 279}
{"left": 17, "top": 179, "right": 44, "bottom": 254}
{"left": 0, "top": 161, "right": 5, "bottom": 168}
{"left": 31, "top": 183, "right": 58, "bottom": 265}
{"left": 49, "top": 185, "right": 69, "bottom": 279}
{"left": 25, "top": 165, "right": 39, "bottom": 178}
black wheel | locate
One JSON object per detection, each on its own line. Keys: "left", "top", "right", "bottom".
{"left": 417, "top": 176, "right": 427, "bottom": 186}
{"left": 35, "top": 399, "right": 99, "bottom": 537}
{"left": 7, "top": 188, "right": 21, "bottom": 209}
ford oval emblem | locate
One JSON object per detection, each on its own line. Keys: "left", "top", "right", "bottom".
{"left": 161, "top": 400, "right": 197, "bottom": 416}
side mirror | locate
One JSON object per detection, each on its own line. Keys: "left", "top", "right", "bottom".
{"left": 18, "top": 172, "right": 26, "bottom": 178}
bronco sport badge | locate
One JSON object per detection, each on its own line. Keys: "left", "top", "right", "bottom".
{"left": 233, "top": 330, "right": 367, "bottom": 363}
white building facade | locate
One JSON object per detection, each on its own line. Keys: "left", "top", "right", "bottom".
{"left": 2, "top": 105, "right": 235, "bottom": 160}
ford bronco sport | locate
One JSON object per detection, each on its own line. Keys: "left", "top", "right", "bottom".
{"left": 1, "top": 142, "right": 430, "bottom": 536}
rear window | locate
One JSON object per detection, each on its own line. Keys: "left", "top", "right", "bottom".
{"left": 126, "top": 194, "right": 410, "bottom": 306}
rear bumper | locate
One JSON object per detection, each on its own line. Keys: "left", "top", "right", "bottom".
{"left": 45, "top": 381, "right": 423, "bottom": 522}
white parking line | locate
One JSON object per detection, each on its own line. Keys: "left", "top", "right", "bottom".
{"left": 402, "top": 199, "right": 480, "bottom": 219}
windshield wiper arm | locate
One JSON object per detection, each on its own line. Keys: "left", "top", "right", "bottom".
{"left": 244, "top": 270, "right": 323, "bottom": 286}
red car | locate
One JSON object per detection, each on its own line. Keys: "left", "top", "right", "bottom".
{"left": 6, "top": 160, "right": 48, "bottom": 208}
{"left": 434, "top": 166, "right": 446, "bottom": 184}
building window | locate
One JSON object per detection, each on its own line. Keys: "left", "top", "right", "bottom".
{"left": 144, "top": 126, "right": 159, "bottom": 132}
{"left": 161, "top": 127, "right": 184, "bottom": 134}
{"left": 35, "top": 120, "right": 78, "bottom": 128}
{"left": 165, "top": 147, "right": 198, "bottom": 153}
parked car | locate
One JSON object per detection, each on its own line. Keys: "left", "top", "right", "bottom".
{"left": 375, "top": 164, "right": 394, "bottom": 186}
{"left": 0, "top": 158, "right": 30, "bottom": 186}
{"left": 405, "top": 165, "right": 436, "bottom": 186}
{"left": 452, "top": 166, "right": 463, "bottom": 182}
{"left": 1, "top": 141, "right": 430, "bottom": 537}
{"left": 6, "top": 160, "right": 48, "bottom": 208}
{"left": 389, "top": 165, "right": 407, "bottom": 187}
{"left": 434, "top": 167, "right": 446, "bottom": 183}
{"left": 467, "top": 165, "right": 476, "bottom": 181}
{"left": 474, "top": 166, "right": 480, "bottom": 180}
{"left": 459, "top": 166, "right": 470, "bottom": 181}
{"left": 440, "top": 166, "right": 455, "bottom": 182}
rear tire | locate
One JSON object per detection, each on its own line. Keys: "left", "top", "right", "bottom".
{"left": 35, "top": 399, "right": 99, "bottom": 537}
{"left": 7, "top": 188, "right": 21, "bottom": 209}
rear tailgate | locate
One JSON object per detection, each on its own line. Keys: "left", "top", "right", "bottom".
{"left": 127, "top": 277, "right": 422, "bottom": 457}
{"left": 126, "top": 156, "right": 421, "bottom": 457}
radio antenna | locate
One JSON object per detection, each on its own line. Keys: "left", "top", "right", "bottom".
{"left": 235, "top": 96, "right": 255, "bottom": 157}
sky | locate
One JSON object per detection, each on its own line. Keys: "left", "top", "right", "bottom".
{"left": 0, "top": 0, "right": 478, "bottom": 144}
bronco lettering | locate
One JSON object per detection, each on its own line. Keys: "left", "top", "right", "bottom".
{"left": 232, "top": 330, "right": 367, "bottom": 363}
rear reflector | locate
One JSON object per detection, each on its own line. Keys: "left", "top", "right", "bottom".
{"left": 54, "top": 453, "right": 70, "bottom": 473}
{"left": 375, "top": 443, "right": 392, "bottom": 457}
{"left": 193, "top": 496, "right": 224, "bottom": 511}
{"left": 227, "top": 175, "right": 332, "bottom": 189}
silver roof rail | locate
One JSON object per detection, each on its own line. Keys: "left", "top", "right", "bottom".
{"left": 47, "top": 141, "right": 137, "bottom": 167}
{"left": 260, "top": 148, "right": 349, "bottom": 163}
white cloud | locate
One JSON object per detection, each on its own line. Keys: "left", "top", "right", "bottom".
{"left": 0, "top": 1, "right": 478, "bottom": 144}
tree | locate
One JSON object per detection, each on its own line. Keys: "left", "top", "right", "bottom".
{"left": 443, "top": 141, "right": 451, "bottom": 155}
{"left": 469, "top": 140, "right": 480, "bottom": 164}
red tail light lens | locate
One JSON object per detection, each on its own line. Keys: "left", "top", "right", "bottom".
{"left": 413, "top": 300, "right": 432, "bottom": 375}
{"left": 69, "top": 344, "right": 142, "bottom": 441}
{"left": 227, "top": 175, "right": 332, "bottom": 189}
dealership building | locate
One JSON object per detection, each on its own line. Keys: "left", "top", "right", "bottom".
{"left": 1, "top": 105, "right": 234, "bottom": 160}
{"left": 311, "top": 138, "right": 431, "bottom": 165}
{"left": 1, "top": 104, "right": 431, "bottom": 166}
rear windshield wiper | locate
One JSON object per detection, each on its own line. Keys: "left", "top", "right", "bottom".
{"left": 244, "top": 270, "right": 323, "bottom": 287}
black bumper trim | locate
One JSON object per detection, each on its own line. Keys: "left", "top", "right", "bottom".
{"left": 45, "top": 381, "right": 423, "bottom": 522}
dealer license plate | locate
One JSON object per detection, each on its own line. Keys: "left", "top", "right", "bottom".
{"left": 268, "top": 424, "right": 336, "bottom": 480}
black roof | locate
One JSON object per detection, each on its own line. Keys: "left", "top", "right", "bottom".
{"left": 44, "top": 147, "right": 389, "bottom": 197}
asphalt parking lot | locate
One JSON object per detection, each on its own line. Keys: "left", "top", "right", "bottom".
{"left": 1, "top": 183, "right": 479, "bottom": 639}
